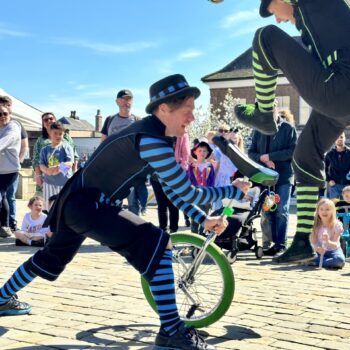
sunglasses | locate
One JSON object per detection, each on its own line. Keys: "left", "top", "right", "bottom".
{"left": 0, "top": 112, "right": 9, "bottom": 117}
{"left": 218, "top": 128, "right": 229, "bottom": 133}
{"left": 43, "top": 117, "right": 54, "bottom": 122}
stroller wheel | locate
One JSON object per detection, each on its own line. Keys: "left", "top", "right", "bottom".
{"left": 226, "top": 250, "right": 238, "bottom": 264}
{"left": 191, "top": 247, "right": 200, "bottom": 259}
{"left": 255, "top": 246, "right": 264, "bottom": 259}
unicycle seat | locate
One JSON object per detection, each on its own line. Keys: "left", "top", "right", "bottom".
{"left": 213, "top": 136, "right": 279, "bottom": 186}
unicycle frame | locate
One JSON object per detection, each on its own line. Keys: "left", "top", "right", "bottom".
{"left": 178, "top": 232, "right": 217, "bottom": 283}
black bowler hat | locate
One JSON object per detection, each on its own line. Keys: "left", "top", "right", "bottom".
{"left": 260, "top": 0, "right": 273, "bottom": 18}
{"left": 145, "top": 74, "right": 200, "bottom": 114}
{"left": 191, "top": 141, "right": 213, "bottom": 160}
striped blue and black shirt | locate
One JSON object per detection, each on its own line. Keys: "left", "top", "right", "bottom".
{"left": 139, "top": 136, "right": 243, "bottom": 224}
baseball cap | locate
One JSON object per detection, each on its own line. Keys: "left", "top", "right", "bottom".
{"left": 117, "top": 89, "right": 133, "bottom": 99}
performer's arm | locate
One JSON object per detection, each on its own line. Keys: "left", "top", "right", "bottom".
{"left": 139, "top": 136, "right": 244, "bottom": 223}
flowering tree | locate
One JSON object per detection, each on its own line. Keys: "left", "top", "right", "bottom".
{"left": 189, "top": 89, "right": 252, "bottom": 143}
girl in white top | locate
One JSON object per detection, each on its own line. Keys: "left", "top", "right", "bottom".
{"left": 14, "top": 196, "right": 51, "bottom": 246}
{"left": 309, "top": 198, "right": 345, "bottom": 268}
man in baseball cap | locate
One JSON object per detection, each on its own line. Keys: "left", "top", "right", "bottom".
{"left": 116, "top": 89, "right": 133, "bottom": 99}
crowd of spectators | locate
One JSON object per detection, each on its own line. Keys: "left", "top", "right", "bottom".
{"left": 0, "top": 92, "right": 348, "bottom": 267}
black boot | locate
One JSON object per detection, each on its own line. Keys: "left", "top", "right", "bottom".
{"left": 234, "top": 103, "right": 278, "bottom": 135}
{"left": 154, "top": 324, "right": 215, "bottom": 350}
{"left": 272, "top": 232, "right": 316, "bottom": 264}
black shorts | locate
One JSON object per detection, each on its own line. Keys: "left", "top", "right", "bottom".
{"left": 27, "top": 190, "right": 169, "bottom": 282}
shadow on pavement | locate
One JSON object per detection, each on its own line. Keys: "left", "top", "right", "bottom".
{"left": 73, "top": 323, "right": 259, "bottom": 349}
{"left": 0, "top": 327, "right": 7, "bottom": 337}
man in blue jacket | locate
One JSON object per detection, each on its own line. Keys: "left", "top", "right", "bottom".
{"left": 232, "top": 0, "right": 350, "bottom": 263}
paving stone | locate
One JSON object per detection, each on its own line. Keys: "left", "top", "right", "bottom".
{"left": 317, "top": 340, "right": 350, "bottom": 350}
{"left": 0, "top": 200, "right": 349, "bottom": 349}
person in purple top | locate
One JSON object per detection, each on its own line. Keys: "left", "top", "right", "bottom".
{"left": 187, "top": 141, "right": 216, "bottom": 234}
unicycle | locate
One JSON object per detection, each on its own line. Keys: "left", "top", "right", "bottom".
{"left": 141, "top": 231, "right": 234, "bottom": 328}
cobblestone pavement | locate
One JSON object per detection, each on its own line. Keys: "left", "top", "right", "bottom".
{"left": 0, "top": 201, "right": 349, "bottom": 349}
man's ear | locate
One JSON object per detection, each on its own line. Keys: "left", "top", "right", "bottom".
{"left": 158, "top": 103, "right": 169, "bottom": 114}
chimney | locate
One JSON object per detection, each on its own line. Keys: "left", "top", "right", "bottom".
{"left": 95, "top": 109, "right": 102, "bottom": 132}
{"left": 70, "top": 111, "right": 80, "bottom": 120}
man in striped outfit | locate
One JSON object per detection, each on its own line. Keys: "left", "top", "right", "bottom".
{"left": 0, "top": 74, "right": 250, "bottom": 350}
{"left": 233, "top": 0, "right": 350, "bottom": 263}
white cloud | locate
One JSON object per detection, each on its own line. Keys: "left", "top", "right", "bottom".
{"left": 0, "top": 26, "right": 31, "bottom": 37}
{"left": 74, "top": 84, "right": 98, "bottom": 91}
{"left": 155, "top": 48, "right": 204, "bottom": 75}
{"left": 51, "top": 37, "right": 159, "bottom": 54}
{"left": 229, "top": 26, "right": 259, "bottom": 38}
{"left": 221, "top": 8, "right": 260, "bottom": 28}
{"left": 177, "top": 49, "right": 203, "bottom": 60}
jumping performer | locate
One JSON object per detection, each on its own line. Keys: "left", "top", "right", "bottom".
{"left": 232, "top": 0, "right": 350, "bottom": 263}
{"left": 0, "top": 74, "right": 251, "bottom": 350}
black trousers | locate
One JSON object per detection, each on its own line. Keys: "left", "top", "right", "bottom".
{"left": 27, "top": 190, "right": 169, "bottom": 282}
{"left": 151, "top": 178, "right": 179, "bottom": 232}
{"left": 0, "top": 172, "right": 18, "bottom": 227}
{"left": 254, "top": 25, "right": 350, "bottom": 186}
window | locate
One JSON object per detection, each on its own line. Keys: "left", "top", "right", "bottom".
{"left": 276, "top": 96, "right": 290, "bottom": 110}
{"left": 299, "top": 97, "right": 311, "bottom": 125}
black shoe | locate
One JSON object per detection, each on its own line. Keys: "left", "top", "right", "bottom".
{"left": 0, "top": 295, "right": 32, "bottom": 316}
{"left": 9, "top": 221, "right": 18, "bottom": 232}
{"left": 263, "top": 245, "right": 286, "bottom": 257}
{"left": 15, "top": 239, "right": 29, "bottom": 246}
{"left": 154, "top": 324, "right": 215, "bottom": 350}
{"left": 170, "top": 228, "right": 177, "bottom": 233}
{"left": 234, "top": 103, "right": 278, "bottom": 135}
{"left": 272, "top": 232, "right": 317, "bottom": 264}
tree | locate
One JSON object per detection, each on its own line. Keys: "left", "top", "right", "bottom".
{"left": 189, "top": 89, "right": 251, "bottom": 143}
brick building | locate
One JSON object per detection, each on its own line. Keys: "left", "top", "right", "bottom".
{"left": 201, "top": 37, "right": 312, "bottom": 129}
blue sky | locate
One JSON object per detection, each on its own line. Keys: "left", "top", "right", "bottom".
{"left": 1, "top": 0, "right": 297, "bottom": 125}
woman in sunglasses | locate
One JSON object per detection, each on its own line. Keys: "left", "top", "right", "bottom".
{"left": 0, "top": 105, "right": 21, "bottom": 238}
{"left": 32, "top": 113, "right": 78, "bottom": 194}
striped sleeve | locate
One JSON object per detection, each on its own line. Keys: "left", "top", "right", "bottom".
{"left": 139, "top": 136, "right": 243, "bottom": 224}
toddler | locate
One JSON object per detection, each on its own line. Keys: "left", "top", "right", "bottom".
{"left": 14, "top": 196, "right": 51, "bottom": 247}
{"left": 187, "top": 141, "right": 215, "bottom": 234}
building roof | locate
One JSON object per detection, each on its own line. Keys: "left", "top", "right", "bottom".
{"left": 59, "top": 116, "right": 95, "bottom": 132}
{"left": 202, "top": 37, "right": 302, "bottom": 83}
{"left": 0, "top": 87, "right": 42, "bottom": 131}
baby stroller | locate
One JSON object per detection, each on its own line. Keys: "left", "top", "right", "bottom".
{"left": 211, "top": 189, "right": 269, "bottom": 264}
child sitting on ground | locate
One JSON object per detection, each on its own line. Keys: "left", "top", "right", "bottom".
{"left": 14, "top": 196, "right": 52, "bottom": 247}
{"left": 309, "top": 198, "right": 345, "bottom": 269}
